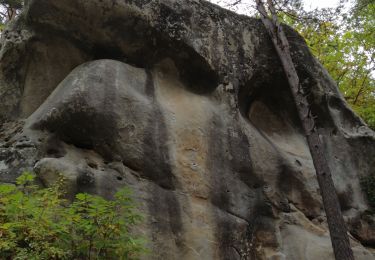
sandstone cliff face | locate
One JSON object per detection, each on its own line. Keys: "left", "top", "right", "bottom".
{"left": 0, "top": 0, "right": 374, "bottom": 259}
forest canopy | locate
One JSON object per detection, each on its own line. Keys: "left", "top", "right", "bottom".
{"left": 211, "top": 0, "right": 375, "bottom": 129}
{"left": 280, "top": 0, "right": 375, "bottom": 129}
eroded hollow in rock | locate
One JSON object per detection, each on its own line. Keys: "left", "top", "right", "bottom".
{"left": 238, "top": 73, "right": 325, "bottom": 216}
{"left": 19, "top": 7, "right": 220, "bottom": 118}
{"left": 1, "top": 0, "right": 374, "bottom": 258}
{"left": 240, "top": 73, "right": 307, "bottom": 157}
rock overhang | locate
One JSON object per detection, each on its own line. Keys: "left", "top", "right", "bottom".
{"left": 0, "top": 0, "right": 374, "bottom": 259}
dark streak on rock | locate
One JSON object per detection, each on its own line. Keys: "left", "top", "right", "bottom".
{"left": 207, "top": 113, "right": 234, "bottom": 259}
{"left": 142, "top": 70, "right": 177, "bottom": 189}
{"left": 227, "top": 120, "right": 259, "bottom": 188}
{"left": 143, "top": 70, "right": 186, "bottom": 253}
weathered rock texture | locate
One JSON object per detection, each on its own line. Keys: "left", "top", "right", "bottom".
{"left": 0, "top": 0, "right": 375, "bottom": 259}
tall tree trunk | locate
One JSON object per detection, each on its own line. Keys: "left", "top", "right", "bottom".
{"left": 255, "top": 1, "right": 354, "bottom": 259}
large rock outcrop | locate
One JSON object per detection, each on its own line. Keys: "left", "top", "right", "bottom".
{"left": 0, "top": 0, "right": 374, "bottom": 259}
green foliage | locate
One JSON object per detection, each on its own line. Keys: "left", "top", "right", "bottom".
{"left": 0, "top": 172, "right": 147, "bottom": 260}
{"left": 360, "top": 173, "right": 375, "bottom": 209}
{"left": 279, "top": 1, "right": 375, "bottom": 130}
{"left": 210, "top": 0, "right": 374, "bottom": 130}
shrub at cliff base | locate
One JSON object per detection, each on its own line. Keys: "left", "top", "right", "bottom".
{"left": 0, "top": 172, "right": 147, "bottom": 260}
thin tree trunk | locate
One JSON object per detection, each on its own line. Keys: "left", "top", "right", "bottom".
{"left": 353, "top": 71, "right": 370, "bottom": 105}
{"left": 255, "top": 1, "right": 354, "bottom": 259}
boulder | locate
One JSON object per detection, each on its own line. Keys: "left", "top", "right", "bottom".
{"left": 0, "top": 0, "right": 374, "bottom": 259}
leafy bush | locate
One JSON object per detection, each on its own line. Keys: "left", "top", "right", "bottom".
{"left": 360, "top": 173, "right": 375, "bottom": 209}
{"left": 0, "top": 172, "right": 147, "bottom": 259}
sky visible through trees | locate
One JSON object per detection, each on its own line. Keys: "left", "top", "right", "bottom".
{"left": 210, "top": 0, "right": 344, "bottom": 13}
{"left": 208, "top": 0, "right": 375, "bottom": 130}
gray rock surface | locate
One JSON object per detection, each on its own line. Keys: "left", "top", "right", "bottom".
{"left": 0, "top": 0, "right": 375, "bottom": 259}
